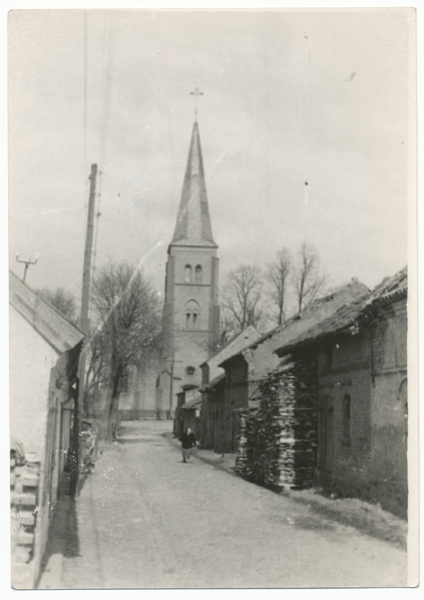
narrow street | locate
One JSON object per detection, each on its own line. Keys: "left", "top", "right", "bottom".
{"left": 38, "top": 421, "right": 407, "bottom": 589}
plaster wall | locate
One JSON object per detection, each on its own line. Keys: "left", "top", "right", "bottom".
{"left": 9, "top": 305, "right": 58, "bottom": 457}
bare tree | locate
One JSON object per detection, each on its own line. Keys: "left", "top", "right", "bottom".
{"left": 292, "top": 242, "right": 326, "bottom": 313}
{"left": 267, "top": 248, "right": 292, "bottom": 326}
{"left": 37, "top": 286, "right": 78, "bottom": 322}
{"left": 221, "top": 264, "right": 264, "bottom": 336}
{"left": 87, "top": 261, "right": 162, "bottom": 438}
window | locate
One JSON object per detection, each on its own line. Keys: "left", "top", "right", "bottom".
{"left": 184, "top": 300, "right": 200, "bottom": 330}
{"left": 184, "top": 264, "right": 192, "bottom": 283}
{"left": 186, "top": 366, "right": 195, "bottom": 376}
{"left": 342, "top": 395, "right": 351, "bottom": 445}
{"left": 195, "top": 264, "right": 203, "bottom": 283}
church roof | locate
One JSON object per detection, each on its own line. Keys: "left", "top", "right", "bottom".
{"left": 170, "top": 122, "right": 217, "bottom": 249}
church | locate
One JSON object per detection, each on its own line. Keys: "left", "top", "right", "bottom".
{"left": 119, "top": 118, "right": 220, "bottom": 420}
{"left": 155, "top": 119, "right": 220, "bottom": 419}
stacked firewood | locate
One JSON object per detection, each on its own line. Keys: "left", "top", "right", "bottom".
{"left": 234, "top": 411, "right": 249, "bottom": 475}
{"left": 235, "top": 359, "right": 318, "bottom": 491}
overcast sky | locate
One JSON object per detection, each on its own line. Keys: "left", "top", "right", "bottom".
{"left": 8, "top": 9, "right": 414, "bottom": 303}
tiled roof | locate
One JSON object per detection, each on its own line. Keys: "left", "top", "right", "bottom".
{"left": 274, "top": 296, "right": 367, "bottom": 356}
{"left": 200, "top": 326, "right": 260, "bottom": 368}
{"left": 274, "top": 267, "right": 407, "bottom": 357}
{"left": 366, "top": 266, "right": 407, "bottom": 304}
{"left": 9, "top": 270, "right": 85, "bottom": 354}
{"left": 219, "top": 278, "right": 369, "bottom": 368}
{"left": 249, "top": 278, "right": 369, "bottom": 350}
{"left": 204, "top": 324, "right": 261, "bottom": 374}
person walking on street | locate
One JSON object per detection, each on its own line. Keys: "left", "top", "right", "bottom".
{"left": 181, "top": 428, "right": 197, "bottom": 463}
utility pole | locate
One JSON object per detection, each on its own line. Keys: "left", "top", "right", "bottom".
{"left": 72, "top": 164, "right": 98, "bottom": 493}
{"left": 79, "top": 163, "right": 98, "bottom": 335}
{"left": 16, "top": 253, "right": 38, "bottom": 282}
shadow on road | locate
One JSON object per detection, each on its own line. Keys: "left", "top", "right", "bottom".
{"left": 39, "top": 495, "right": 81, "bottom": 574}
{"left": 76, "top": 473, "right": 90, "bottom": 497}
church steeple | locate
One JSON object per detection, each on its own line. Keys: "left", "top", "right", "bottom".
{"left": 156, "top": 118, "right": 220, "bottom": 419}
{"left": 170, "top": 122, "right": 217, "bottom": 249}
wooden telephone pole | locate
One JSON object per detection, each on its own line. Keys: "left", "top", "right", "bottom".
{"left": 72, "top": 164, "right": 98, "bottom": 493}
{"left": 79, "top": 163, "right": 98, "bottom": 336}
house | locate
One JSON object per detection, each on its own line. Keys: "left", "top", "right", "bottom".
{"left": 219, "top": 280, "right": 369, "bottom": 454}
{"left": 272, "top": 266, "right": 408, "bottom": 517}
{"left": 174, "top": 386, "right": 202, "bottom": 440}
{"left": 172, "top": 325, "right": 261, "bottom": 447}
{"left": 9, "top": 271, "right": 85, "bottom": 588}
{"left": 198, "top": 325, "right": 261, "bottom": 452}
{"left": 235, "top": 267, "right": 407, "bottom": 517}
{"left": 199, "top": 373, "right": 226, "bottom": 451}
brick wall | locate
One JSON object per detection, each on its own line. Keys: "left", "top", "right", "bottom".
{"left": 370, "top": 298, "right": 407, "bottom": 517}
{"left": 308, "top": 297, "right": 408, "bottom": 517}
{"left": 371, "top": 372, "right": 407, "bottom": 517}
{"left": 309, "top": 331, "right": 373, "bottom": 496}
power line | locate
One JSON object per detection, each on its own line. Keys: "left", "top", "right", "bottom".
{"left": 83, "top": 10, "right": 88, "bottom": 173}
{"left": 90, "top": 11, "right": 112, "bottom": 321}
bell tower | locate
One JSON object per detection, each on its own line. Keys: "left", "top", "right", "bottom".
{"left": 156, "top": 120, "right": 220, "bottom": 418}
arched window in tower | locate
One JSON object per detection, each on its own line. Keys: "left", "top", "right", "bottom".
{"left": 184, "top": 300, "right": 200, "bottom": 330}
{"left": 195, "top": 264, "right": 203, "bottom": 283}
{"left": 184, "top": 264, "right": 192, "bottom": 283}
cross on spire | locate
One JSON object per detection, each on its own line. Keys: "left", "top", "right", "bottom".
{"left": 190, "top": 87, "right": 204, "bottom": 121}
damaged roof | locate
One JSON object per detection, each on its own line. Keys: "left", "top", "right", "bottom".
{"left": 249, "top": 278, "right": 369, "bottom": 350}
{"left": 219, "top": 278, "right": 369, "bottom": 368}
{"left": 366, "top": 266, "right": 407, "bottom": 304}
{"left": 9, "top": 270, "right": 85, "bottom": 354}
{"left": 274, "top": 266, "right": 407, "bottom": 357}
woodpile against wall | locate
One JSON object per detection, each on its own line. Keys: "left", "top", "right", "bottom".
{"left": 10, "top": 443, "right": 41, "bottom": 589}
{"left": 235, "top": 359, "right": 318, "bottom": 491}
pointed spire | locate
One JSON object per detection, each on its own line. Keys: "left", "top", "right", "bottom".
{"left": 170, "top": 122, "right": 217, "bottom": 248}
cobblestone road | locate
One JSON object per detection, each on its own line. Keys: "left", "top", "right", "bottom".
{"left": 38, "top": 421, "right": 408, "bottom": 589}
